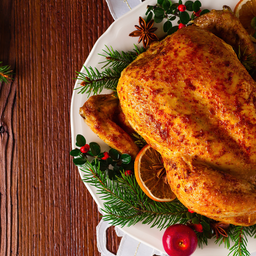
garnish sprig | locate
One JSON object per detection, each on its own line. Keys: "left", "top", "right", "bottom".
{"left": 70, "top": 134, "right": 256, "bottom": 254}
{"left": 75, "top": 66, "right": 120, "bottom": 96}
{"left": 98, "top": 45, "right": 145, "bottom": 69}
{"left": 129, "top": 17, "right": 159, "bottom": 48}
{"left": 145, "top": 0, "right": 210, "bottom": 35}
{"left": 75, "top": 45, "right": 145, "bottom": 97}
{"left": 227, "top": 226, "right": 251, "bottom": 256}
{"left": 70, "top": 134, "right": 134, "bottom": 180}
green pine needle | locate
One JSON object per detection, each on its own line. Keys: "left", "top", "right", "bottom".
{"left": 75, "top": 66, "right": 120, "bottom": 96}
{"left": 0, "top": 62, "right": 13, "bottom": 83}
{"left": 228, "top": 226, "right": 251, "bottom": 256}
{"left": 73, "top": 32, "right": 256, "bottom": 256}
{"left": 80, "top": 160, "right": 188, "bottom": 230}
{"left": 75, "top": 45, "right": 145, "bottom": 97}
{"left": 78, "top": 159, "right": 256, "bottom": 255}
{"left": 98, "top": 45, "right": 145, "bottom": 70}
{"left": 215, "top": 234, "right": 231, "bottom": 250}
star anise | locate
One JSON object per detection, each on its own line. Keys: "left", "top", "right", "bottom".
{"left": 211, "top": 222, "right": 230, "bottom": 239}
{"left": 129, "top": 17, "right": 158, "bottom": 48}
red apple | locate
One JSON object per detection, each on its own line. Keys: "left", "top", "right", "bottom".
{"left": 162, "top": 224, "right": 198, "bottom": 256}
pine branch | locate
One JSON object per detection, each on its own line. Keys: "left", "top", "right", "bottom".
{"left": 75, "top": 66, "right": 120, "bottom": 96}
{"left": 0, "top": 62, "right": 12, "bottom": 83}
{"left": 98, "top": 45, "right": 145, "bottom": 70}
{"left": 228, "top": 226, "right": 251, "bottom": 256}
{"left": 79, "top": 161, "right": 188, "bottom": 230}
{"left": 75, "top": 152, "right": 256, "bottom": 255}
{"left": 249, "top": 224, "right": 256, "bottom": 238}
{"left": 75, "top": 45, "right": 145, "bottom": 97}
{"left": 215, "top": 233, "right": 231, "bottom": 250}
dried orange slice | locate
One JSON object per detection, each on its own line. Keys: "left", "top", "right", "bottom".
{"left": 234, "top": 0, "right": 256, "bottom": 40}
{"left": 134, "top": 144, "right": 176, "bottom": 202}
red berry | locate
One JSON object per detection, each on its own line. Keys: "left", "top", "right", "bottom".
{"left": 101, "top": 152, "right": 109, "bottom": 160}
{"left": 188, "top": 209, "right": 194, "bottom": 213}
{"left": 80, "top": 144, "right": 90, "bottom": 153}
{"left": 188, "top": 223, "right": 203, "bottom": 233}
{"left": 178, "top": 23, "right": 186, "bottom": 29}
{"left": 193, "top": 223, "right": 203, "bottom": 233}
{"left": 125, "top": 170, "right": 133, "bottom": 176}
{"left": 194, "top": 9, "right": 201, "bottom": 17}
{"left": 178, "top": 4, "right": 186, "bottom": 12}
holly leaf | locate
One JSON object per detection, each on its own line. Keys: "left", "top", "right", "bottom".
{"left": 185, "top": 0, "right": 193, "bottom": 11}
{"left": 76, "top": 134, "right": 86, "bottom": 147}
{"left": 154, "top": 15, "right": 164, "bottom": 23}
{"left": 146, "top": 5, "right": 154, "bottom": 15}
{"left": 106, "top": 157, "right": 113, "bottom": 165}
{"left": 164, "top": 20, "right": 172, "bottom": 32}
{"left": 154, "top": 7, "right": 165, "bottom": 17}
{"left": 87, "top": 151, "right": 94, "bottom": 156}
{"left": 109, "top": 148, "right": 120, "bottom": 160}
{"left": 97, "top": 152, "right": 105, "bottom": 159}
{"left": 73, "top": 157, "right": 87, "bottom": 165}
{"left": 108, "top": 165, "right": 122, "bottom": 180}
{"left": 89, "top": 142, "right": 101, "bottom": 156}
{"left": 180, "top": 11, "right": 190, "bottom": 24}
{"left": 163, "top": 0, "right": 170, "bottom": 11}
{"left": 169, "top": 15, "right": 176, "bottom": 21}
{"left": 186, "top": 211, "right": 193, "bottom": 219}
{"left": 99, "top": 160, "right": 109, "bottom": 171}
{"left": 200, "top": 9, "right": 210, "bottom": 15}
{"left": 146, "top": 12, "right": 153, "bottom": 23}
{"left": 121, "top": 154, "right": 132, "bottom": 165}
{"left": 192, "top": 0, "right": 201, "bottom": 12}
{"left": 123, "top": 161, "right": 134, "bottom": 170}
{"left": 192, "top": 217, "right": 200, "bottom": 224}
{"left": 167, "top": 25, "right": 178, "bottom": 35}
{"left": 70, "top": 148, "right": 81, "bottom": 156}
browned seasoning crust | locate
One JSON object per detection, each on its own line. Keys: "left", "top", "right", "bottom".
{"left": 193, "top": 7, "right": 256, "bottom": 61}
{"left": 117, "top": 25, "right": 256, "bottom": 226}
{"left": 79, "top": 94, "right": 139, "bottom": 159}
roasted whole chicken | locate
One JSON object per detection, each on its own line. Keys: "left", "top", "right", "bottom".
{"left": 80, "top": 8, "right": 256, "bottom": 226}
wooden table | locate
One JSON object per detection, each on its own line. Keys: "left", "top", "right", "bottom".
{"left": 0, "top": 0, "right": 124, "bottom": 255}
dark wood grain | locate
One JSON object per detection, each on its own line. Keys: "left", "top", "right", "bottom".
{"left": 0, "top": 0, "right": 17, "bottom": 255}
{"left": 0, "top": 0, "right": 125, "bottom": 255}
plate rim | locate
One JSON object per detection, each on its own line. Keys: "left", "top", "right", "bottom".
{"left": 70, "top": 0, "right": 256, "bottom": 254}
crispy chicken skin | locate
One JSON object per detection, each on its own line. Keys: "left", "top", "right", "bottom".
{"left": 79, "top": 94, "right": 139, "bottom": 158}
{"left": 117, "top": 25, "right": 256, "bottom": 226}
{"left": 193, "top": 6, "right": 256, "bottom": 60}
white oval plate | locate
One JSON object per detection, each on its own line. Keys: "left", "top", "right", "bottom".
{"left": 70, "top": 0, "right": 256, "bottom": 254}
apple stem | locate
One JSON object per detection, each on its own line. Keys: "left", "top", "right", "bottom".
{"left": 179, "top": 240, "right": 185, "bottom": 248}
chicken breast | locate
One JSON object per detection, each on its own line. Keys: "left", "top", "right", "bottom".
{"left": 117, "top": 25, "right": 256, "bottom": 226}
